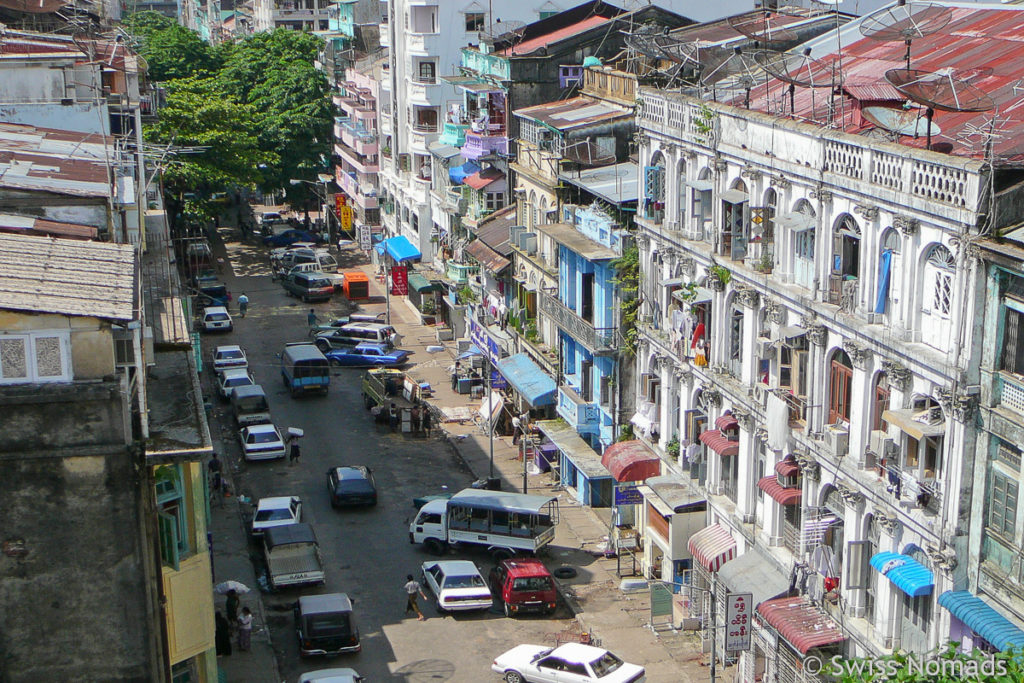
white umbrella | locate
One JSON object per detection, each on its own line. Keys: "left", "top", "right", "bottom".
{"left": 215, "top": 580, "right": 251, "bottom": 595}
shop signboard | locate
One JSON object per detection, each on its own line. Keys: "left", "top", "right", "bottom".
{"left": 390, "top": 265, "right": 408, "bottom": 295}
{"left": 725, "top": 592, "right": 752, "bottom": 652}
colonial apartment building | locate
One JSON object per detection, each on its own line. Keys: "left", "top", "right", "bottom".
{"left": 629, "top": 4, "right": 1024, "bottom": 680}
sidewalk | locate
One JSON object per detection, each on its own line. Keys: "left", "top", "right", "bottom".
{"left": 359, "top": 260, "right": 708, "bottom": 682}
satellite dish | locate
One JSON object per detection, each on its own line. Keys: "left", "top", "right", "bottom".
{"left": 561, "top": 138, "right": 615, "bottom": 167}
{"left": 700, "top": 47, "right": 762, "bottom": 91}
{"left": 860, "top": 1, "right": 953, "bottom": 69}
{"left": 728, "top": 13, "right": 798, "bottom": 44}
{"left": 885, "top": 68, "right": 995, "bottom": 112}
{"left": 755, "top": 49, "right": 840, "bottom": 88}
{"left": 862, "top": 106, "right": 941, "bottom": 137}
{"left": 660, "top": 39, "right": 727, "bottom": 69}
{"left": 623, "top": 26, "right": 668, "bottom": 61}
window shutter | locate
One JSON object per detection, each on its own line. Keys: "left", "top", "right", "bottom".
{"left": 158, "top": 512, "right": 179, "bottom": 571}
{"left": 644, "top": 166, "right": 664, "bottom": 202}
{"left": 1002, "top": 309, "right": 1024, "bottom": 374}
{"left": 846, "top": 540, "right": 871, "bottom": 590}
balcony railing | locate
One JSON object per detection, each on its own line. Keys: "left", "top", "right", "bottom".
{"left": 557, "top": 385, "right": 600, "bottom": 434}
{"left": 439, "top": 122, "right": 469, "bottom": 147}
{"left": 826, "top": 274, "right": 859, "bottom": 313}
{"left": 461, "top": 131, "right": 508, "bottom": 160}
{"left": 998, "top": 372, "right": 1024, "bottom": 416}
{"left": 539, "top": 292, "right": 617, "bottom": 353}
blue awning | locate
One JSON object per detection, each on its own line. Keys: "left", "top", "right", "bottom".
{"left": 457, "top": 345, "right": 483, "bottom": 360}
{"left": 449, "top": 160, "right": 480, "bottom": 185}
{"left": 938, "top": 591, "right": 1024, "bottom": 652}
{"left": 383, "top": 235, "right": 421, "bottom": 263}
{"left": 495, "top": 353, "right": 556, "bottom": 407}
{"left": 870, "top": 552, "right": 934, "bottom": 597}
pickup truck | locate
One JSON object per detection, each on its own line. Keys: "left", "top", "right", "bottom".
{"left": 360, "top": 368, "right": 421, "bottom": 412}
{"left": 263, "top": 523, "right": 324, "bottom": 589}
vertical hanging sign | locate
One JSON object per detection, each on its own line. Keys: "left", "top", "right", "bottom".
{"left": 390, "top": 265, "right": 408, "bottom": 295}
{"left": 724, "top": 592, "right": 752, "bottom": 652}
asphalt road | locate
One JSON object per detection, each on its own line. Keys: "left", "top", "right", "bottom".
{"left": 203, "top": 233, "right": 576, "bottom": 683}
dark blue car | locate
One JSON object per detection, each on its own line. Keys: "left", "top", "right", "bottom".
{"left": 324, "top": 342, "right": 410, "bottom": 368}
{"left": 262, "top": 229, "right": 319, "bottom": 247}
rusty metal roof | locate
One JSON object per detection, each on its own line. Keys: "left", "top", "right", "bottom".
{"left": 0, "top": 233, "right": 136, "bottom": 321}
{"left": 514, "top": 96, "right": 632, "bottom": 131}
{"left": 502, "top": 15, "right": 612, "bottom": 56}
{"left": 0, "top": 122, "right": 114, "bottom": 197}
{"left": 0, "top": 213, "right": 97, "bottom": 239}
{"left": 741, "top": 5, "right": 1024, "bottom": 164}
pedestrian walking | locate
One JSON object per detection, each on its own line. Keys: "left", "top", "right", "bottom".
{"left": 422, "top": 408, "right": 432, "bottom": 438}
{"left": 225, "top": 589, "right": 240, "bottom": 626}
{"left": 215, "top": 612, "right": 232, "bottom": 657}
{"left": 237, "top": 607, "right": 253, "bottom": 651}
{"left": 237, "top": 292, "right": 249, "bottom": 317}
{"left": 511, "top": 415, "right": 521, "bottom": 445}
{"left": 288, "top": 438, "right": 301, "bottom": 466}
{"left": 404, "top": 574, "right": 427, "bottom": 621}
{"left": 208, "top": 453, "right": 223, "bottom": 507}
{"left": 410, "top": 405, "right": 421, "bottom": 434}
{"left": 307, "top": 308, "right": 319, "bottom": 328}
{"left": 389, "top": 403, "right": 399, "bottom": 432}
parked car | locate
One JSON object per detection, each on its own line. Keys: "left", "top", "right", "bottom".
{"left": 489, "top": 558, "right": 558, "bottom": 617}
{"left": 251, "top": 496, "right": 302, "bottom": 537}
{"left": 200, "top": 306, "right": 233, "bottom": 333}
{"left": 280, "top": 342, "right": 330, "bottom": 397}
{"left": 263, "top": 229, "right": 318, "bottom": 247}
{"left": 211, "top": 344, "right": 247, "bottom": 373}
{"left": 314, "top": 323, "right": 399, "bottom": 351}
{"left": 325, "top": 343, "right": 410, "bottom": 368}
{"left": 270, "top": 241, "right": 319, "bottom": 261}
{"left": 421, "top": 560, "right": 492, "bottom": 612}
{"left": 195, "top": 282, "right": 231, "bottom": 308}
{"left": 216, "top": 368, "right": 254, "bottom": 400}
{"left": 326, "top": 466, "right": 377, "bottom": 507}
{"left": 282, "top": 271, "right": 335, "bottom": 303}
{"left": 299, "top": 669, "right": 363, "bottom": 683}
{"left": 308, "top": 314, "right": 386, "bottom": 338}
{"left": 264, "top": 523, "right": 324, "bottom": 589}
{"left": 295, "top": 593, "right": 361, "bottom": 656}
{"left": 231, "top": 384, "right": 271, "bottom": 426}
{"left": 491, "top": 644, "right": 646, "bottom": 683}
{"left": 239, "top": 423, "right": 287, "bottom": 461}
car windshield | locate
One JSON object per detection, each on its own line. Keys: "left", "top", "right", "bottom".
{"left": 306, "top": 613, "right": 351, "bottom": 636}
{"left": 218, "top": 350, "right": 244, "bottom": 359}
{"left": 208, "top": 313, "right": 229, "bottom": 322}
{"left": 512, "top": 577, "right": 553, "bottom": 591}
{"left": 443, "top": 574, "right": 486, "bottom": 589}
{"left": 248, "top": 431, "right": 279, "bottom": 444}
{"left": 255, "top": 508, "right": 292, "bottom": 521}
{"left": 311, "top": 279, "right": 332, "bottom": 288}
{"left": 337, "top": 480, "right": 374, "bottom": 493}
{"left": 589, "top": 652, "right": 625, "bottom": 677}
{"left": 225, "top": 377, "right": 252, "bottom": 388}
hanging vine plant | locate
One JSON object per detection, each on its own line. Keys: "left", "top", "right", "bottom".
{"left": 610, "top": 244, "right": 641, "bottom": 356}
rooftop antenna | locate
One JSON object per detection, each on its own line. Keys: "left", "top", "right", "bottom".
{"left": 755, "top": 47, "right": 841, "bottom": 116}
{"left": 701, "top": 46, "right": 763, "bottom": 107}
{"left": 860, "top": 0, "right": 953, "bottom": 70}
{"left": 561, "top": 137, "right": 616, "bottom": 167}
{"left": 728, "top": 11, "right": 798, "bottom": 45}
{"left": 885, "top": 67, "right": 995, "bottom": 150}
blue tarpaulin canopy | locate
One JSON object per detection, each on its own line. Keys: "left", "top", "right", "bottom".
{"left": 495, "top": 353, "right": 557, "bottom": 407}
{"left": 381, "top": 235, "right": 421, "bottom": 263}
{"left": 449, "top": 160, "right": 480, "bottom": 185}
{"left": 870, "top": 552, "right": 934, "bottom": 597}
{"left": 457, "top": 345, "right": 483, "bottom": 360}
{"left": 939, "top": 591, "right": 1024, "bottom": 652}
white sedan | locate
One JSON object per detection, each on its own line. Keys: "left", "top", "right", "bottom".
{"left": 299, "top": 668, "right": 363, "bottom": 683}
{"left": 239, "top": 423, "right": 286, "bottom": 461}
{"left": 251, "top": 496, "right": 301, "bottom": 537}
{"left": 212, "top": 344, "right": 247, "bottom": 373}
{"left": 421, "top": 560, "right": 492, "bottom": 612}
{"left": 492, "top": 643, "right": 646, "bottom": 683}
{"left": 216, "top": 367, "right": 254, "bottom": 400}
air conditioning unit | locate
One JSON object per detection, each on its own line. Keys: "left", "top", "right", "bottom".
{"left": 519, "top": 233, "right": 538, "bottom": 255}
{"left": 756, "top": 338, "right": 773, "bottom": 358}
{"left": 826, "top": 424, "right": 849, "bottom": 457}
{"left": 509, "top": 224, "right": 525, "bottom": 245}
{"left": 868, "top": 430, "right": 893, "bottom": 460}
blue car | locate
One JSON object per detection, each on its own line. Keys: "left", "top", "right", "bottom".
{"left": 325, "top": 342, "right": 410, "bottom": 368}
{"left": 263, "top": 229, "right": 318, "bottom": 247}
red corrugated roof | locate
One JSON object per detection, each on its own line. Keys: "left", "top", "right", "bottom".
{"left": 775, "top": 459, "right": 800, "bottom": 478}
{"left": 600, "top": 440, "right": 660, "bottom": 483}
{"left": 758, "top": 596, "right": 845, "bottom": 654}
{"left": 503, "top": 15, "right": 610, "bottom": 56}
{"left": 699, "top": 429, "right": 739, "bottom": 456}
{"left": 464, "top": 167, "right": 505, "bottom": 190}
{"left": 715, "top": 413, "right": 739, "bottom": 431}
{"left": 757, "top": 476, "right": 802, "bottom": 506}
{"left": 742, "top": 6, "right": 1024, "bottom": 162}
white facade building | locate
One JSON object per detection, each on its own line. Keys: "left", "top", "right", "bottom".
{"left": 253, "top": 0, "right": 333, "bottom": 32}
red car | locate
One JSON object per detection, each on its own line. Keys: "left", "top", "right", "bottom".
{"left": 489, "top": 558, "right": 558, "bottom": 617}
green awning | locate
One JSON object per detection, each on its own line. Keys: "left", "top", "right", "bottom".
{"left": 408, "top": 272, "right": 440, "bottom": 293}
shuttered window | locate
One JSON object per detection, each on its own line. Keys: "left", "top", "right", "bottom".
{"left": 1002, "top": 307, "right": 1024, "bottom": 375}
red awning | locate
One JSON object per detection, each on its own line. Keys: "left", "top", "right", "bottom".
{"left": 601, "top": 440, "right": 661, "bottom": 483}
{"left": 699, "top": 429, "right": 739, "bottom": 456}
{"left": 464, "top": 167, "right": 505, "bottom": 190}
{"left": 757, "top": 596, "right": 845, "bottom": 654}
{"left": 758, "top": 476, "right": 802, "bottom": 506}
{"left": 687, "top": 523, "right": 736, "bottom": 572}
{"left": 775, "top": 459, "right": 800, "bottom": 478}
{"left": 715, "top": 413, "right": 739, "bottom": 431}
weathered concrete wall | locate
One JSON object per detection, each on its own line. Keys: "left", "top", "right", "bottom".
{"left": 0, "top": 381, "right": 153, "bottom": 682}
{"left": 0, "top": 313, "right": 115, "bottom": 380}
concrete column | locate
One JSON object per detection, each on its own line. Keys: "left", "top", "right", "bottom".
{"left": 736, "top": 429, "right": 755, "bottom": 521}
{"left": 848, "top": 364, "right": 871, "bottom": 466}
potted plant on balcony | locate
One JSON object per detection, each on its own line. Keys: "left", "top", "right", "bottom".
{"left": 525, "top": 323, "right": 539, "bottom": 342}
{"left": 708, "top": 264, "right": 731, "bottom": 290}
{"left": 755, "top": 251, "right": 774, "bottom": 275}
{"left": 665, "top": 436, "right": 680, "bottom": 459}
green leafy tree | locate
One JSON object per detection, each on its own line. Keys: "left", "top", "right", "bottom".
{"left": 123, "top": 12, "right": 218, "bottom": 81}
{"left": 825, "top": 642, "right": 1024, "bottom": 682}
{"left": 145, "top": 76, "right": 275, "bottom": 220}
{"left": 610, "top": 245, "right": 641, "bottom": 356}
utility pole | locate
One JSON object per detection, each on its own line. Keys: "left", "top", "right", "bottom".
{"left": 487, "top": 350, "right": 494, "bottom": 478}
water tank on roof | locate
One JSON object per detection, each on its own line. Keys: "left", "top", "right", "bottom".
{"left": 582, "top": 56, "right": 602, "bottom": 68}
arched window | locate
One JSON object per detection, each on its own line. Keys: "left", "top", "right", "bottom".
{"left": 644, "top": 152, "right": 666, "bottom": 224}
{"left": 793, "top": 199, "right": 816, "bottom": 290}
{"left": 872, "top": 372, "right": 890, "bottom": 431}
{"left": 729, "top": 303, "right": 744, "bottom": 377}
{"left": 828, "top": 349, "right": 853, "bottom": 424}
{"left": 922, "top": 244, "right": 955, "bottom": 348}
{"left": 528, "top": 190, "right": 537, "bottom": 229}
{"left": 828, "top": 214, "right": 860, "bottom": 310}
{"left": 677, "top": 158, "right": 688, "bottom": 229}
{"left": 539, "top": 197, "right": 548, "bottom": 226}
{"left": 757, "top": 188, "right": 777, "bottom": 269}
{"left": 722, "top": 179, "right": 748, "bottom": 260}
{"left": 875, "top": 228, "right": 900, "bottom": 315}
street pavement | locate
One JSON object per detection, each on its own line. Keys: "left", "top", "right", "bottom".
{"left": 203, "top": 219, "right": 709, "bottom": 682}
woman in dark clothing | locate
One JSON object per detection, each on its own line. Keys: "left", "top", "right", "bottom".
{"left": 215, "top": 612, "right": 232, "bottom": 656}
{"left": 225, "top": 589, "right": 240, "bottom": 624}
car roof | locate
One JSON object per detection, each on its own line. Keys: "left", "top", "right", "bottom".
{"left": 256, "top": 496, "right": 297, "bottom": 509}
{"left": 205, "top": 306, "right": 229, "bottom": 315}
{"left": 332, "top": 466, "right": 370, "bottom": 480}
{"left": 426, "top": 560, "right": 480, "bottom": 575}
{"left": 264, "top": 523, "right": 316, "bottom": 548}
{"left": 220, "top": 368, "right": 251, "bottom": 378}
{"left": 232, "top": 384, "right": 266, "bottom": 398}
{"left": 551, "top": 643, "right": 610, "bottom": 663}
{"left": 215, "top": 345, "right": 243, "bottom": 353}
{"left": 298, "top": 593, "right": 353, "bottom": 615}
{"left": 502, "top": 558, "right": 551, "bottom": 578}
{"left": 353, "top": 342, "right": 389, "bottom": 352}
{"left": 299, "top": 668, "right": 360, "bottom": 683}
{"left": 245, "top": 423, "right": 279, "bottom": 435}
{"left": 340, "top": 322, "right": 393, "bottom": 332}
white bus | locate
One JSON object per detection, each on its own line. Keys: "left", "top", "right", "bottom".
{"left": 409, "top": 489, "right": 559, "bottom": 559}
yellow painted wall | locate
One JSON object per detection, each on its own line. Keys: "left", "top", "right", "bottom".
{"left": 162, "top": 551, "right": 215, "bottom": 665}
{"left": 0, "top": 310, "right": 115, "bottom": 378}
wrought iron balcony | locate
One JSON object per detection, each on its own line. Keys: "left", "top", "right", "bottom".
{"left": 539, "top": 292, "right": 617, "bottom": 354}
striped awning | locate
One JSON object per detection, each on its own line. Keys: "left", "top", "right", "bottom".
{"left": 715, "top": 413, "right": 739, "bottom": 431}
{"left": 758, "top": 476, "right": 802, "bottom": 505}
{"left": 699, "top": 429, "right": 739, "bottom": 456}
{"left": 938, "top": 591, "right": 1024, "bottom": 652}
{"left": 758, "top": 596, "right": 845, "bottom": 654}
{"left": 688, "top": 523, "right": 736, "bottom": 572}
{"left": 775, "top": 459, "right": 800, "bottom": 477}
{"left": 870, "top": 552, "right": 934, "bottom": 597}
